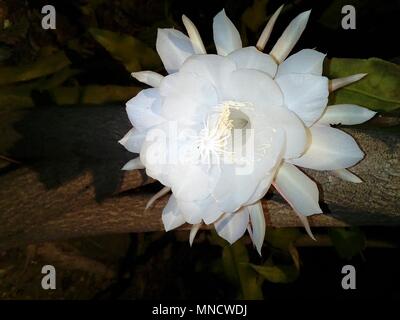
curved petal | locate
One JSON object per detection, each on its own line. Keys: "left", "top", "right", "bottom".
{"left": 276, "top": 49, "right": 325, "bottom": 77}
{"left": 177, "top": 196, "right": 223, "bottom": 225}
{"left": 273, "top": 162, "right": 322, "bottom": 216}
{"left": 126, "top": 88, "right": 165, "bottom": 132}
{"left": 182, "top": 15, "right": 206, "bottom": 54}
{"left": 317, "top": 104, "right": 376, "bottom": 125}
{"left": 214, "top": 209, "right": 249, "bottom": 244}
{"left": 162, "top": 195, "right": 186, "bottom": 231}
{"left": 122, "top": 157, "right": 145, "bottom": 170}
{"left": 332, "top": 168, "right": 362, "bottom": 183}
{"left": 189, "top": 223, "right": 202, "bottom": 246}
{"left": 276, "top": 73, "right": 329, "bottom": 126}
{"left": 248, "top": 201, "right": 265, "bottom": 255}
{"left": 270, "top": 10, "right": 311, "bottom": 64}
{"left": 329, "top": 73, "right": 367, "bottom": 92}
{"left": 213, "top": 9, "right": 242, "bottom": 56}
{"left": 156, "top": 28, "right": 195, "bottom": 74}
{"left": 227, "top": 47, "right": 277, "bottom": 77}
{"left": 131, "top": 71, "right": 163, "bottom": 87}
{"left": 118, "top": 128, "right": 146, "bottom": 153}
{"left": 223, "top": 69, "right": 283, "bottom": 108}
{"left": 289, "top": 126, "right": 364, "bottom": 170}
{"left": 179, "top": 54, "right": 237, "bottom": 97}
{"left": 145, "top": 186, "right": 171, "bottom": 209}
{"left": 256, "top": 4, "right": 284, "bottom": 51}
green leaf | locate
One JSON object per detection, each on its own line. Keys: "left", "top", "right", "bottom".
{"left": 0, "top": 50, "right": 70, "bottom": 86}
{"left": 328, "top": 227, "right": 366, "bottom": 260}
{"left": 89, "top": 28, "right": 161, "bottom": 73}
{"left": 251, "top": 261, "right": 299, "bottom": 283}
{"left": 222, "top": 241, "right": 263, "bottom": 300}
{"left": 326, "top": 57, "right": 400, "bottom": 112}
{"left": 241, "top": 0, "right": 269, "bottom": 32}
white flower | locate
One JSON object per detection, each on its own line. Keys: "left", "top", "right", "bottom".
{"left": 119, "top": 7, "right": 376, "bottom": 254}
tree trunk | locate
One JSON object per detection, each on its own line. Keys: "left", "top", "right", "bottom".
{"left": 0, "top": 105, "right": 399, "bottom": 249}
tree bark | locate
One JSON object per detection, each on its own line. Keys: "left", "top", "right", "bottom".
{"left": 0, "top": 106, "right": 399, "bottom": 249}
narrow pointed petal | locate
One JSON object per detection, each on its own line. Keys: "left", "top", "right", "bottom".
{"left": 162, "top": 195, "right": 186, "bottom": 231}
{"left": 182, "top": 15, "right": 206, "bottom": 54}
{"left": 145, "top": 187, "right": 171, "bottom": 210}
{"left": 248, "top": 201, "right": 266, "bottom": 256}
{"left": 227, "top": 47, "right": 277, "bottom": 77}
{"left": 270, "top": 10, "right": 311, "bottom": 63}
{"left": 118, "top": 128, "right": 146, "bottom": 153}
{"left": 131, "top": 71, "right": 163, "bottom": 87}
{"left": 156, "top": 28, "right": 195, "bottom": 73}
{"left": 189, "top": 223, "right": 202, "bottom": 246}
{"left": 329, "top": 73, "right": 367, "bottom": 92}
{"left": 295, "top": 212, "right": 316, "bottom": 240}
{"left": 213, "top": 9, "right": 242, "bottom": 56}
{"left": 273, "top": 162, "right": 322, "bottom": 216}
{"left": 121, "top": 157, "right": 145, "bottom": 170}
{"left": 332, "top": 169, "right": 362, "bottom": 183}
{"left": 256, "top": 5, "right": 284, "bottom": 51}
{"left": 276, "top": 49, "right": 326, "bottom": 77}
{"left": 289, "top": 126, "right": 364, "bottom": 170}
{"left": 317, "top": 104, "right": 376, "bottom": 125}
{"left": 214, "top": 209, "right": 249, "bottom": 244}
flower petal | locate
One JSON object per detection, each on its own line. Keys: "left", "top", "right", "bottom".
{"left": 131, "top": 71, "right": 163, "bottom": 87}
{"left": 329, "top": 73, "right": 367, "bottom": 92}
{"left": 162, "top": 195, "right": 186, "bottom": 231}
{"left": 156, "top": 28, "right": 195, "bottom": 74}
{"left": 248, "top": 201, "right": 265, "bottom": 255}
{"left": 270, "top": 10, "right": 311, "bottom": 64}
{"left": 213, "top": 9, "right": 242, "bottom": 56}
{"left": 177, "top": 196, "right": 223, "bottom": 225}
{"left": 145, "top": 186, "right": 171, "bottom": 210}
{"left": 118, "top": 128, "right": 146, "bottom": 153}
{"left": 182, "top": 15, "right": 206, "bottom": 54}
{"left": 276, "top": 49, "right": 325, "bottom": 77}
{"left": 256, "top": 4, "right": 284, "bottom": 51}
{"left": 289, "top": 126, "right": 364, "bottom": 170}
{"left": 189, "top": 223, "right": 202, "bottom": 246}
{"left": 276, "top": 73, "right": 329, "bottom": 126}
{"left": 121, "top": 157, "right": 145, "bottom": 170}
{"left": 317, "top": 104, "right": 376, "bottom": 125}
{"left": 126, "top": 88, "right": 165, "bottom": 132}
{"left": 332, "top": 168, "right": 362, "bottom": 183}
{"left": 227, "top": 47, "right": 277, "bottom": 77}
{"left": 273, "top": 162, "right": 322, "bottom": 216}
{"left": 214, "top": 209, "right": 249, "bottom": 244}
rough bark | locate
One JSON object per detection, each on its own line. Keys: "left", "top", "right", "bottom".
{"left": 0, "top": 106, "right": 399, "bottom": 249}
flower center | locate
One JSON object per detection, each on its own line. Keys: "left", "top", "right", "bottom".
{"left": 195, "top": 100, "right": 252, "bottom": 166}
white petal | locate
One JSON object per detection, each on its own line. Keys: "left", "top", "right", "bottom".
{"left": 121, "top": 157, "right": 145, "bottom": 170}
{"left": 273, "top": 162, "right": 322, "bottom": 216}
{"left": 294, "top": 211, "right": 316, "bottom": 240}
{"left": 329, "top": 73, "right": 367, "bottom": 92}
{"left": 156, "top": 28, "right": 195, "bottom": 74}
{"left": 145, "top": 187, "right": 171, "bottom": 210}
{"left": 162, "top": 195, "right": 186, "bottom": 231}
{"left": 270, "top": 10, "right": 311, "bottom": 63}
{"left": 182, "top": 15, "right": 206, "bottom": 54}
{"left": 214, "top": 209, "right": 249, "bottom": 244}
{"left": 118, "top": 128, "right": 146, "bottom": 153}
{"left": 289, "top": 126, "right": 364, "bottom": 170}
{"left": 227, "top": 47, "right": 277, "bottom": 77}
{"left": 189, "top": 223, "right": 202, "bottom": 246}
{"left": 332, "top": 169, "right": 362, "bottom": 183}
{"left": 131, "top": 71, "right": 163, "bottom": 87}
{"left": 126, "top": 88, "right": 165, "bottom": 132}
{"left": 276, "top": 49, "right": 326, "bottom": 77}
{"left": 223, "top": 69, "right": 283, "bottom": 108}
{"left": 317, "top": 104, "right": 376, "bottom": 125}
{"left": 177, "top": 196, "right": 223, "bottom": 225}
{"left": 213, "top": 9, "right": 242, "bottom": 56}
{"left": 276, "top": 73, "right": 329, "bottom": 126}
{"left": 256, "top": 5, "right": 284, "bottom": 51}
{"left": 248, "top": 201, "right": 265, "bottom": 255}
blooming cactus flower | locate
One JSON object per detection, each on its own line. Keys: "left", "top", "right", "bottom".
{"left": 119, "top": 6, "right": 376, "bottom": 254}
